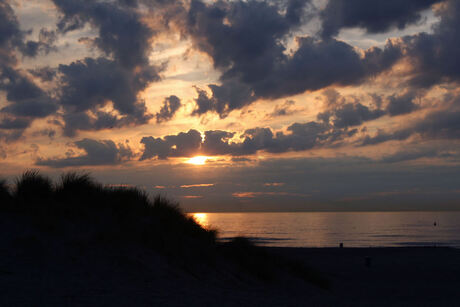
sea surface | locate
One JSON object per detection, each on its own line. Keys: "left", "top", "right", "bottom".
{"left": 190, "top": 212, "right": 460, "bottom": 248}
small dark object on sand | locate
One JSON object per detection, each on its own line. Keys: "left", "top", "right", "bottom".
{"left": 339, "top": 242, "right": 343, "bottom": 248}
{"left": 365, "top": 256, "right": 372, "bottom": 268}
{"left": 434, "top": 221, "right": 437, "bottom": 226}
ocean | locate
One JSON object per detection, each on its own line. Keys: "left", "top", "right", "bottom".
{"left": 190, "top": 211, "right": 460, "bottom": 248}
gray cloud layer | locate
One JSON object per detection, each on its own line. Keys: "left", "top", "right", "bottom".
{"left": 0, "top": 1, "right": 57, "bottom": 141}
{"left": 185, "top": 0, "right": 401, "bottom": 117}
{"left": 51, "top": 0, "right": 164, "bottom": 136}
{"left": 37, "top": 138, "right": 133, "bottom": 167}
{"left": 139, "top": 120, "right": 357, "bottom": 160}
{"left": 320, "top": 0, "right": 442, "bottom": 38}
{"left": 1, "top": 0, "right": 460, "bottom": 150}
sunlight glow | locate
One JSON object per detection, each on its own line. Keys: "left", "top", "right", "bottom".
{"left": 187, "top": 156, "right": 209, "bottom": 165}
{"left": 192, "top": 213, "right": 208, "bottom": 227}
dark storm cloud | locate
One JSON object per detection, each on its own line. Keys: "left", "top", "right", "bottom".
{"left": 318, "top": 102, "right": 385, "bottom": 128}
{"left": 140, "top": 129, "right": 202, "bottom": 160}
{"left": 396, "top": 0, "right": 460, "bottom": 88}
{"left": 61, "top": 111, "right": 130, "bottom": 137}
{"left": 361, "top": 129, "right": 412, "bottom": 146}
{"left": 361, "top": 109, "right": 460, "bottom": 146}
{"left": 28, "top": 67, "right": 57, "bottom": 82}
{"left": 53, "top": 0, "right": 153, "bottom": 68}
{"left": 0, "top": 117, "right": 30, "bottom": 130}
{"left": 320, "top": 0, "right": 442, "bottom": 38}
{"left": 192, "top": 81, "right": 256, "bottom": 117}
{"left": 0, "top": 65, "right": 57, "bottom": 119}
{"left": 1, "top": 99, "right": 57, "bottom": 118}
{"left": 316, "top": 90, "right": 421, "bottom": 129}
{"left": 156, "top": 95, "right": 182, "bottom": 123}
{"left": 19, "top": 28, "right": 58, "bottom": 57}
{"left": 0, "top": 0, "right": 23, "bottom": 64}
{"left": 50, "top": 0, "right": 166, "bottom": 135}
{"left": 0, "top": 1, "right": 56, "bottom": 60}
{"left": 140, "top": 121, "right": 358, "bottom": 160}
{"left": 0, "top": 0, "right": 58, "bottom": 142}
{"left": 57, "top": 57, "right": 155, "bottom": 136}
{"left": 0, "top": 66, "right": 56, "bottom": 141}
{"left": 386, "top": 92, "right": 419, "bottom": 116}
{"left": 36, "top": 138, "right": 134, "bottom": 167}
{"left": 186, "top": 0, "right": 401, "bottom": 117}
{"left": 201, "top": 130, "right": 236, "bottom": 156}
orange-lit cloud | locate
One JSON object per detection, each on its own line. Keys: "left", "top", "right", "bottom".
{"left": 180, "top": 183, "right": 214, "bottom": 188}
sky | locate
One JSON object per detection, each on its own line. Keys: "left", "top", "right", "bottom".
{"left": 1, "top": 0, "right": 460, "bottom": 212}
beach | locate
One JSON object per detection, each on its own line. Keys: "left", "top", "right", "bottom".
{"left": 1, "top": 238, "right": 459, "bottom": 306}
{"left": 1, "top": 175, "right": 459, "bottom": 306}
{"left": 272, "top": 247, "right": 460, "bottom": 306}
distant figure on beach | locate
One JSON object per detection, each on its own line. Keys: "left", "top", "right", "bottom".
{"left": 434, "top": 221, "right": 437, "bottom": 226}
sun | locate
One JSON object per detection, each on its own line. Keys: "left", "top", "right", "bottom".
{"left": 187, "top": 156, "right": 209, "bottom": 165}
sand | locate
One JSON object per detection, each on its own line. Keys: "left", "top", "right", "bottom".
{"left": 271, "top": 246, "right": 460, "bottom": 306}
{"left": 1, "top": 237, "right": 459, "bottom": 306}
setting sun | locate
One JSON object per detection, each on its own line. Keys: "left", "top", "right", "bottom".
{"left": 187, "top": 156, "right": 209, "bottom": 165}
{"left": 191, "top": 213, "right": 208, "bottom": 227}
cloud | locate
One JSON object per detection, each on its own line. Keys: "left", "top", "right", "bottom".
{"left": 0, "top": 1, "right": 23, "bottom": 65}
{"left": 19, "top": 28, "right": 58, "bottom": 57}
{"left": 140, "top": 121, "right": 358, "bottom": 160}
{"left": 57, "top": 57, "right": 155, "bottom": 136}
{"left": 0, "top": 2, "right": 57, "bottom": 140}
{"left": 380, "top": 146, "right": 455, "bottom": 163}
{"left": 317, "top": 89, "right": 423, "bottom": 129}
{"left": 232, "top": 191, "right": 308, "bottom": 198}
{"left": 267, "top": 100, "right": 298, "bottom": 118}
{"left": 0, "top": 1, "right": 56, "bottom": 60}
{"left": 36, "top": 138, "right": 134, "bottom": 167}
{"left": 140, "top": 129, "right": 203, "bottom": 160}
{"left": 185, "top": 0, "right": 401, "bottom": 117}
{"left": 320, "top": 0, "right": 442, "bottom": 38}
{"left": 180, "top": 183, "right": 214, "bottom": 188}
{"left": 28, "top": 67, "right": 57, "bottom": 82}
{"left": 317, "top": 90, "right": 386, "bottom": 128}
{"left": 386, "top": 91, "right": 419, "bottom": 116}
{"left": 394, "top": 0, "right": 460, "bottom": 88}
{"left": 319, "top": 102, "right": 385, "bottom": 128}
{"left": 52, "top": 0, "right": 153, "bottom": 68}
{"left": 361, "top": 108, "right": 460, "bottom": 146}
{"left": 361, "top": 129, "right": 412, "bottom": 146}
{"left": 0, "top": 145, "right": 6, "bottom": 159}
{"left": 156, "top": 95, "right": 182, "bottom": 123}
{"left": 50, "top": 0, "right": 166, "bottom": 136}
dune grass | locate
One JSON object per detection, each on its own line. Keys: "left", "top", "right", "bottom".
{"left": 0, "top": 170, "right": 328, "bottom": 287}
{"left": 2, "top": 171, "right": 216, "bottom": 258}
{"left": 0, "top": 179, "right": 11, "bottom": 206}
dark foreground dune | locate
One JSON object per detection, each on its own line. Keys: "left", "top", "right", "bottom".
{"left": 0, "top": 172, "right": 459, "bottom": 306}
{"left": 271, "top": 247, "right": 460, "bottom": 307}
{"left": 1, "top": 234, "right": 459, "bottom": 306}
